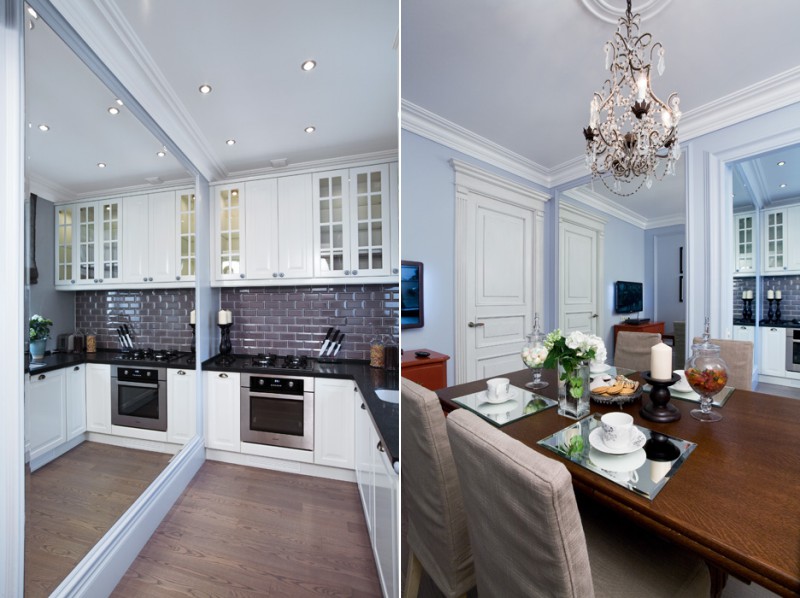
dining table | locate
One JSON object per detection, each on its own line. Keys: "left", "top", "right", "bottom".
{"left": 436, "top": 367, "right": 800, "bottom": 598}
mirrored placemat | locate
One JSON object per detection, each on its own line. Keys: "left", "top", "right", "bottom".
{"left": 453, "top": 386, "right": 557, "bottom": 427}
{"left": 590, "top": 365, "right": 636, "bottom": 378}
{"left": 642, "top": 384, "right": 734, "bottom": 407}
{"left": 537, "top": 414, "right": 696, "bottom": 500}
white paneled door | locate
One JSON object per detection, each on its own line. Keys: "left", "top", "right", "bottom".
{"left": 453, "top": 160, "right": 549, "bottom": 384}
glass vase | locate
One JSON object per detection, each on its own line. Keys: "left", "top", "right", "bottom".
{"left": 558, "top": 360, "right": 590, "bottom": 419}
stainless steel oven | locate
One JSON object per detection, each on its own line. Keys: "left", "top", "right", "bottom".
{"left": 786, "top": 329, "right": 800, "bottom": 373}
{"left": 111, "top": 365, "right": 167, "bottom": 431}
{"left": 240, "top": 374, "right": 314, "bottom": 450}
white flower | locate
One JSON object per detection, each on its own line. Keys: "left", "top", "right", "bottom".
{"left": 565, "top": 330, "right": 587, "bottom": 351}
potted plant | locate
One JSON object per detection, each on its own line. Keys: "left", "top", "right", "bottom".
{"left": 29, "top": 314, "right": 53, "bottom": 362}
{"left": 543, "top": 329, "right": 606, "bottom": 419}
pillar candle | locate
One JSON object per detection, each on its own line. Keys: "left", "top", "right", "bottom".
{"left": 742, "top": 291, "right": 746, "bottom": 300}
{"left": 218, "top": 310, "right": 227, "bottom": 325}
{"left": 190, "top": 310, "right": 195, "bottom": 324}
{"left": 226, "top": 309, "right": 233, "bottom": 324}
{"left": 776, "top": 290, "right": 782, "bottom": 300}
{"left": 767, "top": 289, "right": 774, "bottom": 300}
{"left": 650, "top": 342, "right": 672, "bottom": 380}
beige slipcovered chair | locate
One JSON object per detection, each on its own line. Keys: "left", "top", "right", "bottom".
{"left": 691, "top": 337, "right": 754, "bottom": 390}
{"left": 401, "top": 378, "right": 475, "bottom": 598}
{"left": 614, "top": 331, "right": 662, "bottom": 371}
{"left": 446, "top": 408, "right": 710, "bottom": 598}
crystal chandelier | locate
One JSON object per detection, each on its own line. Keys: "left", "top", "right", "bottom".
{"left": 583, "top": 0, "right": 681, "bottom": 196}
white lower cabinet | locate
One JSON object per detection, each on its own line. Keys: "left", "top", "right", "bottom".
{"left": 26, "top": 369, "right": 67, "bottom": 461}
{"left": 168, "top": 368, "right": 196, "bottom": 445}
{"left": 761, "top": 326, "right": 787, "bottom": 377}
{"left": 732, "top": 324, "right": 755, "bottom": 344}
{"left": 85, "top": 363, "right": 111, "bottom": 433}
{"left": 314, "top": 378, "right": 355, "bottom": 469}
{"left": 65, "top": 364, "right": 86, "bottom": 440}
{"left": 205, "top": 371, "right": 241, "bottom": 451}
{"left": 355, "top": 387, "right": 398, "bottom": 598}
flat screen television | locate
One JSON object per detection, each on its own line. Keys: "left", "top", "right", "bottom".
{"left": 614, "top": 281, "right": 643, "bottom": 314}
{"left": 401, "top": 261, "right": 424, "bottom": 329}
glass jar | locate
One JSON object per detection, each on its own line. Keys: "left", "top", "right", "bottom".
{"left": 521, "top": 314, "right": 549, "bottom": 389}
{"left": 383, "top": 334, "right": 398, "bottom": 371}
{"left": 685, "top": 336, "right": 727, "bottom": 422}
{"left": 369, "top": 335, "right": 385, "bottom": 368}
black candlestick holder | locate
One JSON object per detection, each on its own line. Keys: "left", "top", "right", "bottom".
{"left": 190, "top": 323, "right": 196, "bottom": 354}
{"left": 640, "top": 371, "right": 681, "bottom": 423}
{"left": 742, "top": 298, "right": 754, "bottom": 322}
{"left": 218, "top": 323, "right": 232, "bottom": 355}
{"left": 775, "top": 298, "right": 782, "bottom": 322}
{"left": 767, "top": 298, "right": 775, "bottom": 323}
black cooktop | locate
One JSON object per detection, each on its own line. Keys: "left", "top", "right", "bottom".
{"left": 212, "top": 352, "right": 313, "bottom": 372}
{"left": 113, "top": 348, "right": 188, "bottom": 364}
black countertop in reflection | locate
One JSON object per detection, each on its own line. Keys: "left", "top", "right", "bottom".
{"left": 203, "top": 354, "right": 399, "bottom": 465}
{"left": 733, "top": 319, "right": 800, "bottom": 328}
{"left": 25, "top": 349, "right": 197, "bottom": 374}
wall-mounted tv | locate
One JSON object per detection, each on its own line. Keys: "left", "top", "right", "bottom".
{"left": 401, "top": 261, "right": 424, "bottom": 329}
{"left": 614, "top": 280, "right": 643, "bottom": 314}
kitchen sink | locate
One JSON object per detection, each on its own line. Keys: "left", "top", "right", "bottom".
{"left": 375, "top": 389, "right": 399, "bottom": 403}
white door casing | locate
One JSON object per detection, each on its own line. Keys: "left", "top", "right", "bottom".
{"left": 558, "top": 203, "right": 605, "bottom": 336}
{"left": 452, "top": 160, "right": 550, "bottom": 384}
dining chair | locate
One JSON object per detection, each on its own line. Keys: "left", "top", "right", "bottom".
{"left": 691, "top": 337, "right": 754, "bottom": 390}
{"left": 446, "top": 408, "right": 710, "bottom": 598}
{"left": 614, "top": 331, "right": 662, "bottom": 371}
{"left": 673, "top": 321, "right": 686, "bottom": 369}
{"left": 401, "top": 378, "right": 475, "bottom": 598}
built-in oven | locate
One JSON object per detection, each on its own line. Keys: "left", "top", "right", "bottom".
{"left": 111, "top": 365, "right": 167, "bottom": 431}
{"left": 786, "top": 329, "right": 800, "bottom": 373}
{"left": 240, "top": 374, "right": 314, "bottom": 450}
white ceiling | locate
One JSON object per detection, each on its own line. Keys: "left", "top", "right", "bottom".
{"left": 401, "top": 0, "right": 800, "bottom": 222}
{"left": 26, "top": 0, "right": 398, "bottom": 199}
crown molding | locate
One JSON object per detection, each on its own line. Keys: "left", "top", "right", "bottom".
{"left": 27, "top": 174, "right": 78, "bottom": 203}
{"left": 451, "top": 158, "right": 551, "bottom": 205}
{"left": 402, "top": 100, "right": 551, "bottom": 187}
{"left": 644, "top": 213, "right": 685, "bottom": 230}
{"left": 562, "top": 186, "right": 647, "bottom": 229}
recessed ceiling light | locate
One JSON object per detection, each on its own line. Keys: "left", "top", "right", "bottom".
{"left": 304, "top": 126, "right": 316, "bottom": 133}
{"left": 108, "top": 106, "right": 120, "bottom": 115}
{"left": 780, "top": 183, "right": 787, "bottom": 188}
{"left": 199, "top": 84, "right": 212, "bottom": 94}
{"left": 156, "top": 150, "right": 166, "bottom": 158}
{"left": 26, "top": 6, "right": 38, "bottom": 19}
{"left": 226, "top": 139, "right": 236, "bottom": 146}
{"left": 301, "top": 60, "right": 317, "bottom": 71}
{"left": 97, "top": 162, "right": 107, "bottom": 168}
{"left": 38, "top": 124, "right": 49, "bottom": 132}
{"left": 116, "top": 99, "right": 124, "bottom": 106}
{"left": 777, "top": 161, "right": 786, "bottom": 166}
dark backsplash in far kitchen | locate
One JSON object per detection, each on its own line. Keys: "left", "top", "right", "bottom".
{"left": 733, "top": 275, "right": 800, "bottom": 321}
{"left": 76, "top": 289, "right": 195, "bottom": 351}
{"left": 221, "top": 283, "right": 399, "bottom": 361}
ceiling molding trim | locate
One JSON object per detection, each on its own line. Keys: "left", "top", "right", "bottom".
{"left": 51, "top": 0, "right": 225, "bottom": 182}
{"left": 580, "top": 0, "right": 673, "bottom": 24}
{"left": 402, "top": 100, "right": 551, "bottom": 187}
{"left": 74, "top": 178, "right": 195, "bottom": 202}
{"left": 643, "top": 213, "right": 685, "bottom": 230}
{"left": 550, "top": 156, "right": 593, "bottom": 188}
{"left": 562, "top": 186, "right": 647, "bottom": 229}
{"left": 679, "top": 65, "right": 800, "bottom": 143}
{"left": 27, "top": 174, "right": 77, "bottom": 203}
{"left": 451, "top": 158, "right": 552, "bottom": 206}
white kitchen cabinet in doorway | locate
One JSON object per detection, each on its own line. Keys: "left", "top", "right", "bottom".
{"left": 167, "top": 367, "right": 196, "bottom": 445}
{"left": 205, "top": 371, "right": 240, "bottom": 452}
{"left": 85, "top": 363, "right": 111, "bottom": 434}
{"left": 313, "top": 378, "right": 355, "bottom": 470}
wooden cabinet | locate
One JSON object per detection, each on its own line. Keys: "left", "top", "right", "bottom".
{"left": 612, "top": 322, "right": 665, "bottom": 351}
{"left": 167, "top": 367, "right": 196, "bottom": 445}
{"left": 26, "top": 369, "right": 67, "bottom": 462}
{"left": 205, "top": 371, "right": 240, "bottom": 452}
{"left": 733, "top": 211, "right": 756, "bottom": 275}
{"left": 761, "top": 326, "right": 787, "bottom": 377}
{"left": 401, "top": 349, "right": 450, "bottom": 390}
{"left": 85, "top": 363, "right": 111, "bottom": 434}
{"left": 65, "top": 364, "right": 86, "bottom": 441}
{"left": 313, "top": 378, "right": 355, "bottom": 470}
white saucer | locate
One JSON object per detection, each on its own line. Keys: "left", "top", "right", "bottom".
{"left": 479, "top": 387, "right": 519, "bottom": 404}
{"left": 589, "top": 427, "right": 646, "bottom": 455}
{"left": 588, "top": 447, "right": 646, "bottom": 472}
{"left": 590, "top": 362, "right": 611, "bottom": 373}
{"left": 476, "top": 399, "right": 519, "bottom": 415}
{"left": 672, "top": 370, "right": 692, "bottom": 393}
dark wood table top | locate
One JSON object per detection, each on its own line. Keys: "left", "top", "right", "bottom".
{"left": 437, "top": 368, "right": 800, "bottom": 597}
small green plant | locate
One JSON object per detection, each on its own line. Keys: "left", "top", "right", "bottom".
{"left": 29, "top": 314, "right": 53, "bottom": 341}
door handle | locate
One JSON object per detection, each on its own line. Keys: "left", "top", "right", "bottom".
{"left": 468, "top": 321, "right": 485, "bottom": 328}
{"left": 592, "top": 314, "right": 599, "bottom": 318}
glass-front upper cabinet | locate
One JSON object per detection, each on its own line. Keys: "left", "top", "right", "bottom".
{"left": 734, "top": 211, "right": 755, "bottom": 275}
{"left": 55, "top": 205, "right": 74, "bottom": 286}
{"left": 60, "top": 198, "right": 121, "bottom": 286}
{"left": 353, "top": 165, "right": 388, "bottom": 275}
{"left": 215, "top": 185, "right": 243, "bottom": 280}
{"left": 178, "top": 190, "right": 196, "bottom": 280}
{"left": 315, "top": 172, "right": 347, "bottom": 275}
{"left": 763, "top": 208, "right": 786, "bottom": 272}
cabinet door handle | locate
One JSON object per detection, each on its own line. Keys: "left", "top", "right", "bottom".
{"left": 176, "top": 276, "right": 181, "bottom": 280}
{"left": 273, "top": 272, "right": 278, "bottom": 278}
{"left": 351, "top": 270, "right": 358, "bottom": 275}
{"left": 361, "top": 403, "right": 366, "bottom": 409}
{"left": 468, "top": 321, "right": 485, "bottom": 328}
{"left": 376, "top": 441, "right": 385, "bottom": 453}
{"left": 71, "top": 280, "right": 76, "bottom": 284}
{"left": 143, "top": 277, "right": 148, "bottom": 282}
{"left": 74, "top": 366, "right": 80, "bottom": 371}
{"left": 592, "top": 314, "right": 599, "bottom": 318}
{"left": 344, "top": 270, "right": 350, "bottom": 275}
{"left": 771, "top": 328, "right": 778, "bottom": 332}
{"left": 38, "top": 374, "right": 46, "bottom": 380}
{"left": 392, "top": 268, "right": 399, "bottom": 274}
{"left": 279, "top": 272, "right": 285, "bottom": 278}
{"left": 219, "top": 373, "right": 228, "bottom": 379}
{"left": 177, "top": 370, "right": 186, "bottom": 375}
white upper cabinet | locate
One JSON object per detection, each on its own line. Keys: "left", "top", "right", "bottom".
{"left": 762, "top": 208, "right": 787, "bottom": 273}
{"left": 390, "top": 162, "right": 399, "bottom": 277}
{"left": 733, "top": 212, "right": 755, "bottom": 275}
{"left": 177, "top": 190, "right": 197, "bottom": 281}
{"left": 214, "top": 183, "right": 245, "bottom": 282}
{"left": 313, "top": 164, "right": 392, "bottom": 280}
{"left": 787, "top": 205, "right": 800, "bottom": 272}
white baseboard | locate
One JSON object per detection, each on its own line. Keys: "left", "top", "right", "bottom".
{"left": 49, "top": 435, "right": 205, "bottom": 598}
{"left": 86, "top": 431, "right": 181, "bottom": 455}
{"left": 206, "top": 448, "right": 357, "bottom": 483}
{"left": 29, "top": 435, "right": 86, "bottom": 472}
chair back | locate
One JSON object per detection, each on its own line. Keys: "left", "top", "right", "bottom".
{"left": 690, "top": 337, "right": 754, "bottom": 390}
{"left": 445, "top": 409, "right": 595, "bottom": 598}
{"left": 401, "top": 379, "right": 474, "bottom": 597}
{"left": 614, "top": 331, "right": 662, "bottom": 371}
{"left": 672, "top": 321, "right": 686, "bottom": 369}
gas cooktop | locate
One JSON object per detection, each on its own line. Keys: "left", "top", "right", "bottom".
{"left": 213, "top": 352, "right": 313, "bottom": 372}
{"left": 113, "top": 348, "right": 186, "bottom": 363}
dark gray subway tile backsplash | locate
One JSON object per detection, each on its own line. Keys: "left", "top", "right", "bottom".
{"left": 75, "top": 283, "right": 399, "bottom": 360}
{"left": 732, "top": 275, "right": 800, "bottom": 322}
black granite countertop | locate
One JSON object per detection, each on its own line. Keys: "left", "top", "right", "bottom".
{"left": 203, "top": 354, "right": 399, "bottom": 464}
{"left": 25, "top": 349, "right": 197, "bottom": 375}
{"left": 733, "top": 319, "right": 800, "bottom": 328}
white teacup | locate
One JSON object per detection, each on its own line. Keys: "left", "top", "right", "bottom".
{"left": 486, "top": 377, "right": 510, "bottom": 400}
{"left": 607, "top": 468, "right": 639, "bottom": 484}
{"left": 600, "top": 412, "right": 636, "bottom": 450}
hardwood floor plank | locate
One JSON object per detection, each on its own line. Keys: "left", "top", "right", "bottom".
{"left": 113, "top": 461, "right": 382, "bottom": 597}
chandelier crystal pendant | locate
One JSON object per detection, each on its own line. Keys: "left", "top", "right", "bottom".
{"left": 583, "top": 0, "right": 681, "bottom": 196}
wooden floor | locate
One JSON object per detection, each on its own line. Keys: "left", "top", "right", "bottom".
{"left": 25, "top": 441, "right": 172, "bottom": 598}
{"left": 112, "top": 461, "right": 382, "bottom": 597}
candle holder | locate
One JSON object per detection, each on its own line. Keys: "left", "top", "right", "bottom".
{"left": 190, "top": 323, "right": 196, "bottom": 354}
{"left": 775, "top": 298, "right": 782, "bottom": 322}
{"left": 218, "top": 323, "right": 232, "bottom": 355}
{"left": 640, "top": 371, "right": 681, "bottom": 423}
{"left": 767, "top": 298, "right": 775, "bottom": 323}
{"left": 741, "top": 297, "right": 751, "bottom": 322}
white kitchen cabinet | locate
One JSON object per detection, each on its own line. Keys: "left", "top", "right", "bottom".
{"left": 788, "top": 205, "right": 800, "bottom": 271}
{"left": 762, "top": 208, "right": 788, "bottom": 273}
{"left": 314, "top": 378, "right": 355, "bottom": 470}
{"left": 205, "top": 371, "right": 241, "bottom": 451}
{"left": 732, "top": 324, "right": 755, "bottom": 344}
{"left": 214, "top": 184, "right": 245, "bottom": 281}
{"left": 55, "top": 204, "right": 76, "bottom": 287}
{"left": 167, "top": 367, "right": 196, "bottom": 445}
{"left": 65, "top": 364, "right": 86, "bottom": 441}
{"left": 177, "top": 189, "right": 197, "bottom": 281}
{"left": 85, "top": 363, "right": 111, "bottom": 434}
{"left": 761, "top": 326, "right": 787, "bottom": 377}
{"left": 389, "top": 162, "right": 400, "bottom": 277}
{"left": 355, "top": 389, "right": 374, "bottom": 532}
{"left": 313, "top": 163, "right": 393, "bottom": 280}
{"left": 26, "top": 369, "right": 67, "bottom": 461}
{"left": 73, "top": 198, "right": 122, "bottom": 287}
{"left": 733, "top": 212, "right": 755, "bottom": 275}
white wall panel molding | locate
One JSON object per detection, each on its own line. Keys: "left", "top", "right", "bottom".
{"left": 450, "top": 159, "right": 551, "bottom": 209}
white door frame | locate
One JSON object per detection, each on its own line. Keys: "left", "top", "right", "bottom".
{"left": 452, "top": 159, "right": 550, "bottom": 384}
{"left": 557, "top": 203, "right": 606, "bottom": 336}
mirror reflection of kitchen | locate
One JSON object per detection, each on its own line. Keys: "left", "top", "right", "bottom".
{"left": 24, "top": 12, "right": 194, "bottom": 595}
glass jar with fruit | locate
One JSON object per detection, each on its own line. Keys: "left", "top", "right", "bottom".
{"left": 685, "top": 321, "right": 727, "bottom": 422}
